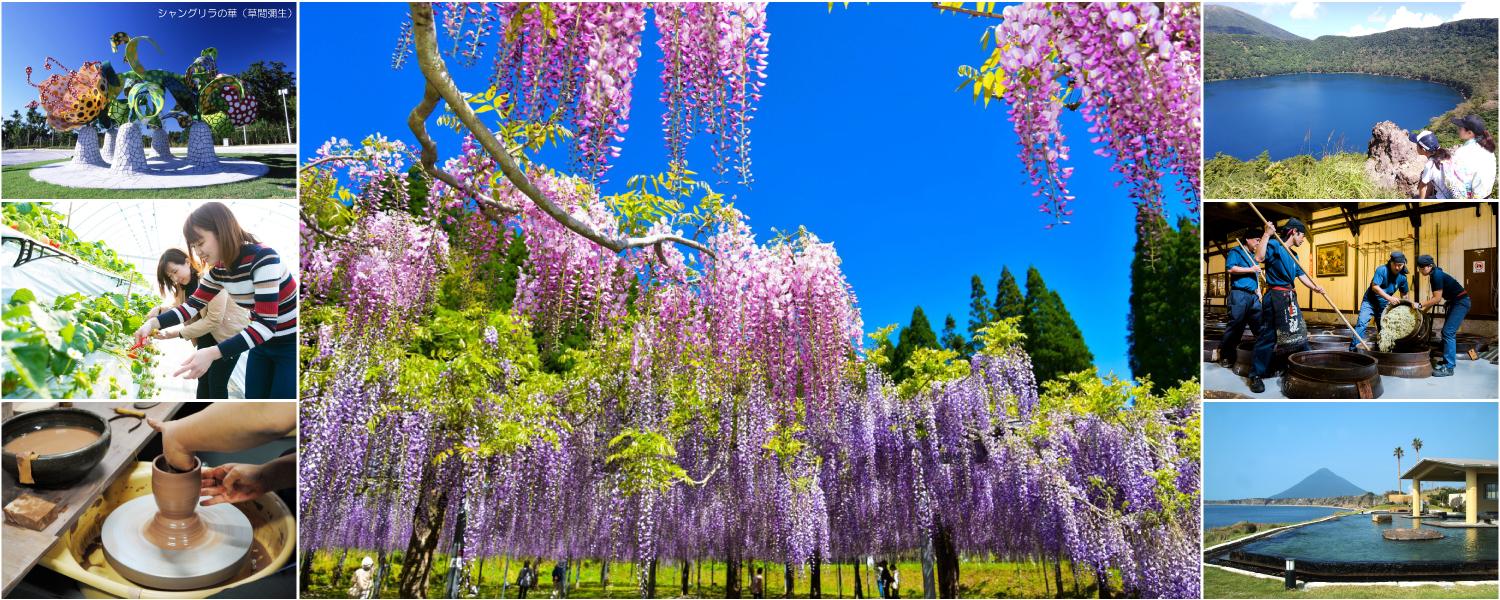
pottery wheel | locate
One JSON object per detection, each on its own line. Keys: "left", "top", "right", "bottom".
{"left": 101, "top": 494, "right": 252, "bottom": 590}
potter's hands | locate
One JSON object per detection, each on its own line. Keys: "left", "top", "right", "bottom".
{"left": 173, "top": 346, "right": 222, "bottom": 379}
{"left": 132, "top": 318, "right": 158, "bottom": 347}
{"left": 199, "top": 463, "right": 269, "bottom": 506}
{"left": 200, "top": 454, "right": 295, "bottom": 506}
{"left": 146, "top": 417, "right": 197, "bottom": 472}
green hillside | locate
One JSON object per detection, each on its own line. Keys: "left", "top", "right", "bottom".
{"left": 1205, "top": 15, "right": 1498, "bottom": 198}
{"left": 1203, "top": 4, "right": 1305, "bottom": 42}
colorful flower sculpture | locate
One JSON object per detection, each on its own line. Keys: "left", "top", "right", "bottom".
{"left": 25, "top": 58, "right": 108, "bottom": 132}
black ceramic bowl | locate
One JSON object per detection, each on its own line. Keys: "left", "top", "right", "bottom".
{"left": 2, "top": 408, "right": 111, "bottom": 487}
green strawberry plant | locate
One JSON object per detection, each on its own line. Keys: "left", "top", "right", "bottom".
{"left": 3, "top": 288, "right": 160, "bottom": 399}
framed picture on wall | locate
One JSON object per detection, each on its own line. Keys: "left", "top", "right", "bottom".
{"left": 1206, "top": 272, "right": 1227, "bottom": 298}
{"left": 1316, "top": 241, "right": 1347, "bottom": 277}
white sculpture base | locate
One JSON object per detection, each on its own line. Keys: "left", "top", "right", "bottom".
{"left": 110, "top": 122, "right": 150, "bottom": 175}
{"left": 186, "top": 122, "right": 220, "bottom": 169}
{"left": 70, "top": 125, "right": 108, "bottom": 168}
{"left": 28, "top": 158, "right": 270, "bottom": 189}
{"left": 149, "top": 126, "right": 174, "bottom": 159}
{"left": 101, "top": 127, "right": 117, "bottom": 163}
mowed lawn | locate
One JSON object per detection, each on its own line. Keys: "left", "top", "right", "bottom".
{"left": 1, "top": 154, "right": 295, "bottom": 199}
{"left": 1205, "top": 567, "right": 1498, "bottom": 599}
{"left": 301, "top": 550, "right": 1121, "bottom": 599}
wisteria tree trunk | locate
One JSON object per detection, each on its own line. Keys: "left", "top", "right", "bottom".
{"left": 1096, "top": 567, "right": 1111, "bottom": 599}
{"left": 809, "top": 551, "right": 822, "bottom": 599}
{"left": 680, "top": 560, "right": 690, "bottom": 596}
{"left": 854, "top": 559, "right": 863, "bottom": 599}
{"left": 374, "top": 548, "right": 389, "bottom": 599}
{"left": 398, "top": 458, "right": 451, "bottom": 599}
{"left": 921, "top": 538, "right": 936, "bottom": 599}
{"left": 783, "top": 562, "right": 793, "bottom": 599}
{"left": 934, "top": 526, "right": 959, "bottom": 599}
{"left": 724, "top": 548, "right": 740, "bottom": 598}
{"left": 333, "top": 547, "right": 350, "bottom": 589}
{"left": 643, "top": 558, "right": 658, "bottom": 599}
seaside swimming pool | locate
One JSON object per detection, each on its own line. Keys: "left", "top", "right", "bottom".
{"left": 1209, "top": 514, "right": 1498, "bottom": 581}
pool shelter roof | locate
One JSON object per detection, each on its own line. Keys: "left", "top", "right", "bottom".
{"left": 1401, "top": 457, "right": 1499, "bottom": 483}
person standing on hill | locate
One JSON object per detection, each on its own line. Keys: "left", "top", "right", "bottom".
{"left": 1218, "top": 228, "right": 1262, "bottom": 369}
{"left": 1349, "top": 251, "right": 1409, "bottom": 351}
{"left": 1448, "top": 115, "right": 1496, "bottom": 199}
{"left": 1415, "top": 254, "right": 1471, "bottom": 377}
{"left": 1247, "top": 218, "right": 1324, "bottom": 394}
{"left": 1409, "top": 130, "right": 1456, "bottom": 199}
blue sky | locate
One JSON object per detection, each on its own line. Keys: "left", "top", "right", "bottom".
{"left": 2, "top": 2, "right": 296, "bottom": 131}
{"left": 301, "top": 3, "right": 1196, "bottom": 380}
{"left": 1217, "top": 1, "right": 1495, "bottom": 39}
{"left": 1205, "top": 402, "right": 1499, "bottom": 500}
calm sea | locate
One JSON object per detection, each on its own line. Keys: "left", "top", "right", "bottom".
{"left": 1204, "top": 504, "right": 1345, "bottom": 529}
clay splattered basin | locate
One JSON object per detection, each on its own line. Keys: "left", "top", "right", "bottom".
{"left": 1280, "top": 351, "right": 1383, "bottom": 399}
{"left": 1, "top": 408, "right": 110, "bottom": 487}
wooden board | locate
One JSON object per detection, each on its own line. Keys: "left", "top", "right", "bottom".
{"left": 2, "top": 402, "right": 182, "bottom": 596}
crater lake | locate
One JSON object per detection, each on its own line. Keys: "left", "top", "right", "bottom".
{"left": 1205, "top": 73, "right": 1464, "bottom": 161}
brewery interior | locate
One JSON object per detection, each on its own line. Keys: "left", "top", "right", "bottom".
{"left": 1202, "top": 202, "right": 1499, "bottom": 399}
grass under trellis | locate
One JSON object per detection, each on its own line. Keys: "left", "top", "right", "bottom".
{"left": 301, "top": 549, "right": 1122, "bottom": 599}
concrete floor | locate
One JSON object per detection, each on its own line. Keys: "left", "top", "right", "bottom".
{"left": 1203, "top": 358, "right": 1499, "bottom": 399}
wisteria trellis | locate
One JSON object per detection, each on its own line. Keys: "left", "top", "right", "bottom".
{"left": 300, "top": 3, "right": 1202, "bottom": 598}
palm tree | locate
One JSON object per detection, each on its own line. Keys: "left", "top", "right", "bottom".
{"left": 1394, "top": 446, "right": 1406, "bottom": 493}
{"left": 1412, "top": 438, "right": 1423, "bottom": 461}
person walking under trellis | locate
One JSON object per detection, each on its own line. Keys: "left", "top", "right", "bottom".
{"left": 517, "top": 561, "right": 535, "bottom": 599}
{"left": 348, "top": 556, "right": 374, "bottom": 599}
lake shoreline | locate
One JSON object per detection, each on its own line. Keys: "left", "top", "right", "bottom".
{"left": 1205, "top": 502, "right": 1353, "bottom": 510}
{"left": 1204, "top": 70, "right": 1472, "bottom": 101}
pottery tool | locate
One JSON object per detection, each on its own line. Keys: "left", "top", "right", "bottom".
{"left": 108, "top": 407, "right": 148, "bottom": 432}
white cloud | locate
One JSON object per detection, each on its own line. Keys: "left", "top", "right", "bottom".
{"left": 1289, "top": 0, "right": 1321, "bottom": 20}
{"left": 1454, "top": 0, "right": 1499, "bottom": 20}
{"left": 1339, "top": 5, "right": 1446, "bottom": 36}
{"left": 1367, "top": 7, "right": 1385, "bottom": 22}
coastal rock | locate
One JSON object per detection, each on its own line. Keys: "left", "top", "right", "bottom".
{"left": 1364, "top": 120, "right": 1424, "bottom": 196}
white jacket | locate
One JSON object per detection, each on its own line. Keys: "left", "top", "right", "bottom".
{"left": 1450, "top": 138, "right": 1496, "bottom": 199}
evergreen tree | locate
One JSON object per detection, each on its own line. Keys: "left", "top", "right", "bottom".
{"left": 940, "top": 314, "right": 966, "bottom": 353}
{"left": 1128, "top": 216, "right": 1200, "bottom": 390}
{"left": 1021, "top": 267, "right": 1094, "bottom": 383}
{"left": 889, "top": 306, "right": 940, "bottom": 383}
{"left": 966, "top": 275, "right": 994, "bottom": 353}
{"left": 993, "top": 267, "right": 1027, "bottom": 322}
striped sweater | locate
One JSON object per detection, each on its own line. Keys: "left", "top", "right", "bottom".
{"left": 156, "top": 243, "right": 297, "bottom": 357}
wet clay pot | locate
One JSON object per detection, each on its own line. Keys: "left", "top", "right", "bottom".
{"left": 1, "top": 408, "right": 110, "bottom": 487}
{"left": 148, "top": 454, "right": 207, "bottom": 550}
{"left": 1361, "top": 349, "right": 1434, "bottom": 379}
{"left": 1280, "top": 351, "right": 1384, "bottom": 399}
